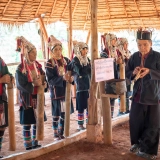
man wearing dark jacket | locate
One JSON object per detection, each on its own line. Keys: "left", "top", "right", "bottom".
{"left": 126, "top": 28, "right": 160, "bottom": 160}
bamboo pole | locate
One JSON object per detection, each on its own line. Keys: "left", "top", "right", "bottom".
{"left": 86, "top": 30, "right": 90, "bottom": 44}
{"left": 36, "top": 75, "right": 45, "bottom": 140}
{"left": 38, "top": 15, "right": 48, "bottom": 60}
{"left": 87, "top": 0, "right": 101, "bottom": 143}
{"left": 7, "top": 81, "right": 16, "bottom": 151}
{"left": 88, "top": 0, "right": 98, "bottom": 125}
{"left": 64, "top": 0, "right": 72, "bottom": 137}
{"left": 99, "top": 82, "right": 112, "bottom": 144}
{"left": 119, "top": 63, "right": 126, "bottom": 112}
{"left": 64, "top": 71, "right": 71, "bottom": 137}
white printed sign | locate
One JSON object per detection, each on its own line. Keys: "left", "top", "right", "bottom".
{"left": 94, "top": 58, "right": 114, "bottom": 82}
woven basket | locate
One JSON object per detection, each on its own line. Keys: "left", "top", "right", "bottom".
{"left": 105, "top": 79, "right": 127, "bottom": 95}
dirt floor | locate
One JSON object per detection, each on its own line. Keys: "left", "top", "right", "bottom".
{"left": 2, "top": 90, "right": 160, "bottom": 160}
{"left": 31, "top": 122, "right": 160, "bottom": 160}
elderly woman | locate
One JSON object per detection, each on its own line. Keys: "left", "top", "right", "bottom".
{"left": 15, "top": 36, "right": 47, "bottom": 150}
{"left": 45, "top": 35, "right": 74, "bottom": 140}
{"left": 70, "top": 42, "right": 91, "bottom": 131}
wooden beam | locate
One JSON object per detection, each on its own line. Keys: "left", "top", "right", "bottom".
{"left": 38, "top": 16, "right": 48, "bottom": 42}
{"left": 19, "top": 0, "right": 28, "bottom": 17}
{"left": 121, "top": 0, "right": 131, "bottom": 30}
{"left": 62, "top": 1, "right": 69, "bottom": 17}
{"left": 106, "top": 0, "right": 113, "bottom": 31}
{"left": 2, "top": 0, "right": 12, "bottom": 16}
{"left": 88, "top": 0, "right": 98, "bottom": 126}
{"left": 64, "top": 0, "right": 72, "bottom": 137}
{"left": 72, "top": 0, "right": 79, "bottom": 17}
{"left": 86, "top": 0, "right": 90, "bottom": 20}
{"left": 134, "top": 0, "right": 145, "bottom": 28}
{"left": 50, "top": 0, "right": 57, "bottom": 17}
{"left": 35, "top": 0, "right": 44, "bottom": 17}
{"left": 86, "top": 30, "right": 90, "bottom": 44}
{"left": 151, "top": 0, "right": 160, "bottom": 21}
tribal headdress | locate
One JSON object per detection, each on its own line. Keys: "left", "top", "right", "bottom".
{"left": 136, "top": 27, "right": 152, "bottom": 40}
{"left": 74, "top": 42, "right": 89, "bottom": 66}
{"left": 101, "top": 33, "right": 117, "bottom": 49}
{"left": 101, "top": 33, "right": 118, "bottom": 59}
{"left": 48, "top": 35, "right": 62, "bottom": 52}
{"left": 16, "top": 36, "right": 38, "bottom": 82}
{"left": 117, "top": 38, "right": 130, "bottom": 59}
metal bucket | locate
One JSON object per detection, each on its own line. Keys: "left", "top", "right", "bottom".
{"left": 105, "top": 79, "right": 127, "bottom": 95}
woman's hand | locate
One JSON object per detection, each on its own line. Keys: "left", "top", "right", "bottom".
{"left": 116, "top": 57, "right": 123, "bottom": 64}
{"left": 139, "top": 68, "right": 150, "bottom": 78}
{"left": 133, "top": 67, "right": 141, "bottom": 75}
{"left": 33, "top": 77, "right": 42, "bottom": 86}
{"left": 0, "top": 74, "right": 11, "bottom": 84}
{"left": 69, "top": 76, "right": 74, "bottom": 83}
{"left": 63, "top": 73, "right": 70, "bottom": 81}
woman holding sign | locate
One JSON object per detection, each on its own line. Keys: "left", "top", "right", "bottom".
{"left": 70, "top": 42, "right": 91, "bottom": 131}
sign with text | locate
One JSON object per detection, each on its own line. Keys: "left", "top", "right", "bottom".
{"left": 94, "top": 58, "right": 114, "bottom": 82}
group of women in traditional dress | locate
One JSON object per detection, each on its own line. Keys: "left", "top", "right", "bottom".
{"left": 1, "top": 28, "right": 160, "bottom": 160}
{"left": 101, "top": 33, "right": 132, "bottom": 118}
{"left": 0, "top": 33, "right": 131, "bottom": 157}
{"left": 0, "top": 35, "right": 91, "bottom": 158}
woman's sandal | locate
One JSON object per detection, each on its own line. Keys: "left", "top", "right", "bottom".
{"left": 136, "top": 151, "right": 157, "bottom": 160}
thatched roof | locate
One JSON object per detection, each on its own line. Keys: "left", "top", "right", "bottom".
{"left": 1, "top": 0, "right": 160, "bottom": 31}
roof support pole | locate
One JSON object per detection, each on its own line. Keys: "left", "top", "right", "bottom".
{"left": 38, "top": 15, "right": 49, "bottom": 60}
{"left": 87, "top": 0, "right": 102, "bottom": 143}
{"left": 64, "top": 0, "right": 72, "bottom": 137}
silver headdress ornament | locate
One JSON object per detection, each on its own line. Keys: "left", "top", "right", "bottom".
{"left": 117, "top": 38, "right": 130, "bottom": 59}
{"left": 16, "top": 36, "right": 36, "bottom": 56}
{"left": 104, "top": 33, "right": 117, "bottom": 47}
{"left": 73, "top": 41, "right": 89, "bottom": 66}
{"left": 48, "top": 35, "right": 62, "bottom": 52}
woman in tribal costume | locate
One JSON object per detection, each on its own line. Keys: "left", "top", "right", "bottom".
{"left": 117, "top": 38, "right": 132, "bottom": 115}
{"left": 0, "top": 57, "right": 14, "bottom": 158}
{"left": 69, "top": 42, "right": 91, "bottom": 131}
{"left": 15, "top": 36, "right": 47, "bottom": 150}
{"left": 101, "top": 33, "right": 122, "bottom": 118}
{"left": 45, "top": 35, "right": 74, "bottom": 140}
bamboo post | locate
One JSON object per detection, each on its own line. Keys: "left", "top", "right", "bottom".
{"left": 99, "top": 81, "right": 112, "bottom": 144}
{"left": 87, "top": 0, "right": 102, "bottom": 143}
{"left": 7, "top": 81, "right": 16, "bottom": 151}
{"left": 38, "top": 15, "right": 48, "bottom": 60}
{"left": 36, "top": 75, "right": 45, "bottom": 140}
{"left": 86, "top": 30, "right": 90, "bottom": 44}
{"left": 16, "top": 88, "right": 19, "bottom": 104}
{"left": 119, "top": 63, "right": 126, "bottom": 112}
{"left": 64, "top": 0, "right": 72, "bottom": 137}
{"left": 64, "top": 72, "right": 71, "bottom": 137}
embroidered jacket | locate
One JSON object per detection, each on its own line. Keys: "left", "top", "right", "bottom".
{"left": 16, "top": 61, "right": 46, "bottom": 109}
{"left": 0, "top": 57, "right": 11, "bottom": 102}
{"left": 69, "top": 56, "right": 91, "bottom": 92}
{"left": 45, "top": 57, "right": 72, "bottom": 100}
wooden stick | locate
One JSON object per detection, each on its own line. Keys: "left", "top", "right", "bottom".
{"left": 99, "top": 81, "right": 112, "bottom": 144}
{"left": 36, "top": 77, "right": 45, "bottom": 140}
{"left": 119, "top": 63, "right": 126, "bottom": 113}
{"left": 64, "top": 71, "right": 71, "bottom": 137}
{"left": 7, "top": 82, "right": 16, "bottom": 151}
